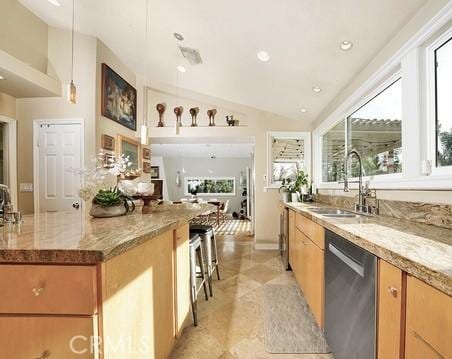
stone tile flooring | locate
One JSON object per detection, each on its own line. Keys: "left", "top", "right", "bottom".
{"left": 171, "top": 235, "right": 334, "bottom": 359}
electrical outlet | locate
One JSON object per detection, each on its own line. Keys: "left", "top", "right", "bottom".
{"left": 20, "top": 183, "right": 33, "bottom": 192}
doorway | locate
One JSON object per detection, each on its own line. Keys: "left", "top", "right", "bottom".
{"left": 150, "top": 136, "right": 256, "bottom": 236}
{"left": 33, "top": 120, "right": 84, "bottom": 213}
{"left": 0, "top": 116, "right": 18, "bottom": 209}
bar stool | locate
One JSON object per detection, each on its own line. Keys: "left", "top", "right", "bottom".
{"left": 190, "top": 224, "right": 221, "bottom": 297}
{"left": 189, "top": 233, "right": 209, "bottom": 326}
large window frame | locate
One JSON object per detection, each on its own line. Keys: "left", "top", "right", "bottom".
{"left": 313, "top": 7, "right": 452, "bottom": 190}
{"left": 426, "top": 27, "right": 452, "bottom": 177}
{"left": 184, "top": 177, "right": 236, "bottom": 196}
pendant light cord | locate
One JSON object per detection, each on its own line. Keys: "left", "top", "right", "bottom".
{"left": 143, "top": 0, "right": 149, "bottom": 127}
{"left": 71, "top": 0, "right": 75, "bottom": 82}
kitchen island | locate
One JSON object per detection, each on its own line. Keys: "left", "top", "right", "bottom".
{"left": 0, "top": 202, "right": 213, "bottom": 358}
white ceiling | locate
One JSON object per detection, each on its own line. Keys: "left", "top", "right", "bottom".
{"left": 20, "top": 0, "right": 428, "bottom": 121}
{"left": 151, "top": 143, "right": 254, "bottom": 158}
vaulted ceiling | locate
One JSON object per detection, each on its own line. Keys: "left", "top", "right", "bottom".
{"left": 20, "top": 0, "right": 428, "bottom": 122}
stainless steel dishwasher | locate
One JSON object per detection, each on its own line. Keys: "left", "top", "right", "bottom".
{"left": 325, "top": 229, "right": 376, "bottom": 359}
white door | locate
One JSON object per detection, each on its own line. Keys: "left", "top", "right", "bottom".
{"left": 37, "top": 123, "right": 82, "bottom": 213}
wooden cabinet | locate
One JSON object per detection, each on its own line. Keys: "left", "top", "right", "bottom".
{"left": 290, "top": 212, "right": 325, "bottom": 328}
{"left": 288, "top": 210, "right": 296, "bottom": 269}
{"left": 0, "top": 264, "right": 97, "bottom": 315}
{"left": 377, "top": 260, "right": 406, "bottom": 359}
{"left": 405, "top": 276, "right": 452, "bottom": 359}
{"left": 0, "top": 316, "right": 96, "bottom": 358}
{"left": 174, "top": 224, "right": 191, "bottom": 336}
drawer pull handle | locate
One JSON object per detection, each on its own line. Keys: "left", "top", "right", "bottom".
{"left": 32, "top": 287, "right": 45, "bottom": 296}
{"left": 387, "top": 286, "right": 398, "bottom": 297}
{"left": 36, "top": 350, "right": 51, "bottom": 359}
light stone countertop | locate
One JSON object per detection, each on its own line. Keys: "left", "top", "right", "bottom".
{"left": 0, "top": 203, "right": 213, "bottom": 264}
{"left": 285, "top": 202, "right": 452, "bottom": 296}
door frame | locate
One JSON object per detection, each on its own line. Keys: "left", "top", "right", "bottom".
{"left": 0, "top": 115, "right": 18, "bottom": 210}
{"left": 33, "top": 118, "right": 85, "bottom": 214}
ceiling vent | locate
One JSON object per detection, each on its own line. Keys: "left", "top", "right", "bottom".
{"left": 179, "top": 46, "right": 203, "bottom": 65}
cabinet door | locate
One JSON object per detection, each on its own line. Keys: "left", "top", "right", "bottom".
{"left": 405, "top": 276, "right": 452, "bottom": 359}
{"left": 377, "top": 260, "right": 405, "bottom": 359}
{"left": 306, "top": 239, "right": 324, "bottom": 328}
{"left": 174, "top": 224, "right": 190, "bottom": 336}
{"left": 0, "top": 316, "right": 96, "bottom": 359}
{"left": 288, "top": 210, "right": 296, "bottom": 269}
{"left": 294, "top": 228, "right": 308, "bottom": 292}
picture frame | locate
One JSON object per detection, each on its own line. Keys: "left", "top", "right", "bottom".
{"left": 143, "top": 162, "right": 151, "bottom": 174}
{"left": 116, "top": 135, "right": 142, "bottom": 171}
{"left": 143, "top": 147, "right": 151, "bottom": 160}
{"left": 101, "top": 63, "right": 137, "bottom": 131}
{"left": 150, "top": 166, "right": 160, "bottom": 179}
{"left": 101, "top": 134, "right": 115, "bottom": 151}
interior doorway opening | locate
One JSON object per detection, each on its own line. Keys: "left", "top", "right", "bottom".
{"left": 0, "top": 116, "right": 18, "bottom": 210}
{"left": 150, "top": 136, "right": 256, "bottom": 236}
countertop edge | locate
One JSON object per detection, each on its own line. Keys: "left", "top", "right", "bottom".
{"left": 284, "top": 202, "right": 452, "bottom": 297}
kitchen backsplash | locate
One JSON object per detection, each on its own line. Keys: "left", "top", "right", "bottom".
{"left": 316, "top": 194, "right": 452, "bottom": 230}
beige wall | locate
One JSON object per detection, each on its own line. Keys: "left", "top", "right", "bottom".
{"left": 148, "top": 86, "right": 310, "bottom": 247}
{"left": 0, "top": 92, "right": 16, "bottom": 118}
{"left": 16, "top": 27, "right": 97, "bottom": 214}
{"left": 0, "top": 0, "right": 48, "bottom": 73}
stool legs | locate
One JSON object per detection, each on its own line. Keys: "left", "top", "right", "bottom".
{"left": 189, "top": 239, "right": 209, "bottom": 326}
{"left": 197, "top": 243, "right": 209, "bottom": 301}
{"left": 211, "top": 234, "right": 221, "bottom": 280}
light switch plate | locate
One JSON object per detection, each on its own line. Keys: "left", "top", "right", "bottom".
{"left": 20, "top": 183, "right": 33, "bottom": 192}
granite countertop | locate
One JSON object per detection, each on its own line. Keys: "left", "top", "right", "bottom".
{"left": 0, "top": 203, "right": 213, "bottom": 264}
{"left": 285, "top": 202, "right": 452, "bottom": 296}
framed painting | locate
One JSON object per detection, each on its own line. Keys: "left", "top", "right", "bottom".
{"left": 150, "top": 166, "right": 160, "bottom": 179}
{"left": 143, "top": 162, "right": 151, "bottom": 174}
{"left": 101, "top": 63, "right": 137, "bottom": 131}
{"left": 116, "top": 135, "right": 141, "bottom": 171}
{"left": 101, "top": 134, "right": 115, "bottom": 151}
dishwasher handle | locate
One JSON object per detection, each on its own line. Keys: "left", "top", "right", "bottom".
{"left": 328, "top": 243, "right": 364, "bottom": 277}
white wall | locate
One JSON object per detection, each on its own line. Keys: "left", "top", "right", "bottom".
{"left": 162, "top": 157, "right": 250, "bottom": 213}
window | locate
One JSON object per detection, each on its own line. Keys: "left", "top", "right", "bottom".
{"left": 321, "top": 77, "right": 402, "bottom": 182}
{"left": 435, "top": 36, "right": 452, "bottom": 167}
{"left": 322, "top": 120, "right": 346, "bottom": 182}
{"left": 348, "top": 78, "right": 402, "bottom": 177}
{"left": 0, "top": 123, "right": 4, "bottom": 184}
{"left": 267, "top": 132, "right": 311, "bottom": 187}
{"left": 185, "top": 177, "right": 235, "bottom": 196}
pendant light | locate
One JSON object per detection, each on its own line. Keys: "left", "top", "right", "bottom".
{"left": 67, "top": 0, "right": 76, "bottom": 104}
{"left": 174, "top": 33, "right": 184, "bottom": 135}
{"left": 140, "top": 0, "right": 150, "bottom": 145}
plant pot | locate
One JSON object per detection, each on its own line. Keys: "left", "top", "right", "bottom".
{"left": 89, "top": 203, "right": 127, "bottom": 218}
{"left": 291, "top": 193, "right": 299, "bottom": 203}
{"left": 281, "top": 192, "right": 290, "bottom": 203}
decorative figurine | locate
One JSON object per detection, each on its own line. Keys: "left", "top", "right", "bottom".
{"left": 156, "top": 103, "right": 166, "bottom": 127}
{"left": 207, "top": 109, "right": 217, "bottom": 126}
{"left": 189, "top": 107, "right": 200, "bottom": 127}
{"left": 174, "top": 106, "right": 184, "bottom": 127}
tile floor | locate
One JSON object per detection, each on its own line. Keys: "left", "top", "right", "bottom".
{"left": 171, "top": 234, "right": 334, "bottom": 359}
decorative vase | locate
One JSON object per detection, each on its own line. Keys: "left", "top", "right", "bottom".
{"left": 89, "top": 203, "right": 127, "bottom": 218}
{"left": 207, "top": 109, "right": 217, "bottom": 126}
{"left": 190, "top": 107, "right": 199, "bottom": 127}
{"left": 291, "top": 193, "right": 299, "bottom": 203}
{"left": 174, "top": 106, "right": 184, "bottom": 127}
{"left": 156, "top": 103, "right": 166, "bottom": 127}
{"left": 281, "top": 192, "right": 290, "bottom": 203}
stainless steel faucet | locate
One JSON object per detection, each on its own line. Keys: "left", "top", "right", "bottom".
{"left": 343, "top": 150, "right": 379, "bottom": 214}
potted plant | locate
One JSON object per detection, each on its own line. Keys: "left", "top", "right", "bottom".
{"left": 280, "top": 170, "right": 309, "bottom": 203}
{"left": 89, "top": 186, "right": 135, "bottom": 218}
{"left": 279, "top": 178, "right": 291, "bottom": 202}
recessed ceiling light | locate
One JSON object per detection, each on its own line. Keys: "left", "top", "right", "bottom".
{"left": 48, "top": 0, "right": 61, "bottom": 6}
{"left": 173, "top": 33, "right": 184, "bottom": 41}
{"left": 300, "top": 108, "right": 307, "bottom": 113}
{"left": 177, "top": 65, "right": 186, "bottom": 73}
{"left": 312, "top": 86, "right": 322, "bottom": 93}
{"left": 340, "top": 40, "right": 353, "bottom": 51}
{"left": 257, "top": 51, "right": 270, "bottom": 62}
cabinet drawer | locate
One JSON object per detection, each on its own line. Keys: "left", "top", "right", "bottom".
{"left": 406, "top": 276, "right": 452, "bottom": 358}
{"left": 295, "top": 213, "right": 324, "bottom": 249}
{"left": 0, "top": 265, "right": 97, "bottom": 315}
{"left": 0, "top": 316, "right": 96, "bottom": 359}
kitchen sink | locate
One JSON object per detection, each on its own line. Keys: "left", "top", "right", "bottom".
{"left": 307, "top": 207, "right": 362, "bottom": 218}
